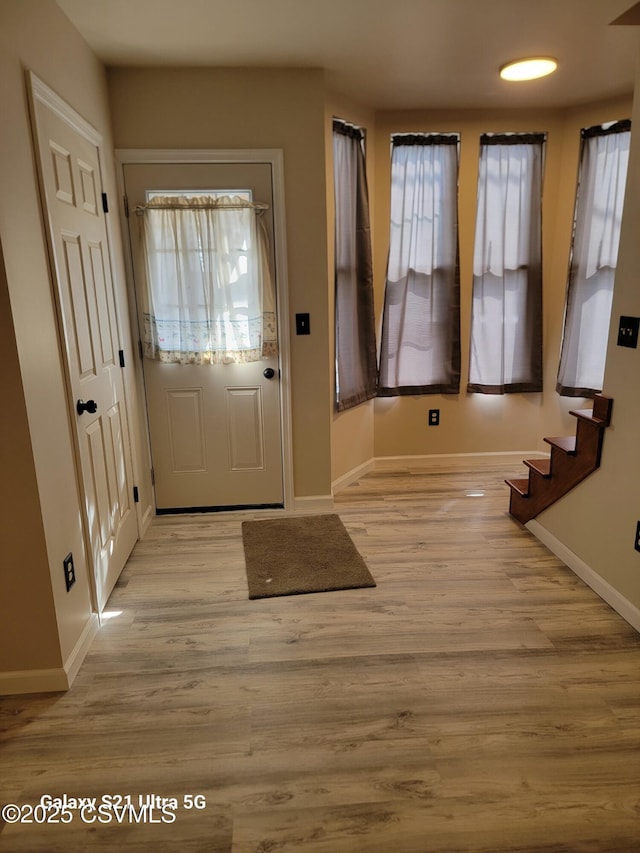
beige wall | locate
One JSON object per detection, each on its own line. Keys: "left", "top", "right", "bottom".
{"left": 326, "top": 93, "right": 377, "bottom": 484}
{"left": 535, "top": 82, "right": 640, "bottom": 611}
{"left": 372, "top": 99, "right": 632, "bottom": 458}
{"left": 107, "top": 67, "right": 333, "bottom": 500}
{"left": 0, "top": 239, "right": 60, "bottom": 671}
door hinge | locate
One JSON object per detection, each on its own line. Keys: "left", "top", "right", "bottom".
{"left": 119, "top": 349, "right": 125, "bottom": 368}
{"left": 101, "top": 192, "right": 109, "bottom": 214}
{"left": 123, "top": 195, "right": 129, "bottom": 218}
{"left": 133, "top": 485, "right": 139, "bottom": 503}
{"left": 138, "top": 339, "right": 144, "bottom": 360}
{"left": 151, "top": 467, "right": 156, "bottom": 486}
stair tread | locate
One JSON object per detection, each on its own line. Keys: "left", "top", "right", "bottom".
{"left": 570, "top": 408, "right": 608, "bottom": 425}
{"left": 505, "top": 478, "right": 530, "bottom": 497}
{"left": 524, "top": 458, "right": 551, "bottom": 476}
{"left": 544, "top": 435, "right": 577, "bottom": 454}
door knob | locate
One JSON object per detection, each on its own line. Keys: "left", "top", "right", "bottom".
{"left": 76, "top": 399, "right": 98, "bottom": 415}
{"left": 263, "top": 367, "right": 276, "bottom": 379}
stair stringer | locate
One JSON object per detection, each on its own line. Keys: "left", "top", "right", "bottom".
{"left": 506, "top": 395, "right": 613, "bottom": 525}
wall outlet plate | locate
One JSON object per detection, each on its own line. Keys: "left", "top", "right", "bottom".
{"left": 63, "top": 552, "right": 76, "bottom": 592}
{"left": 635, "top": 521, "right": 640, "bottom": 553}
{"left": 428, "top": 409, "right": 440, "bottom": 426}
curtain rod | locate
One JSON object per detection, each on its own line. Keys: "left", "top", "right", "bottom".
{"left": 135, "top": 200, "right": 269, "bottom": 215}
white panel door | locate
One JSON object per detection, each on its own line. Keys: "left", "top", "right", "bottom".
{"left": 31, "top": 78, "right": 138, "bottom": 609}
{"left": 124, "top": 163, "right": 284, "bottom": 511}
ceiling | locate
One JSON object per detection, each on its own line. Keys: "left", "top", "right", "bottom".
{"left": 56, "top": 0, "right": 640, "bottom": 111}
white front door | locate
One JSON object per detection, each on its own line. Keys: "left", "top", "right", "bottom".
{"left": 124, "top": 163, "right": 284, "bottom": 511}
{"left": 30, "top": 76, "right": 138, "bottom": 610}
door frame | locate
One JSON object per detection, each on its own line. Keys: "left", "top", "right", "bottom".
{"left": 27, "top": 72, "right": 143, "bottom": 613}
{"left": 115, "top": 148, "right": 294, "bottom": 512}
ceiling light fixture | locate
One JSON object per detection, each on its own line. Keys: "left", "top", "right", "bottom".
{"left": 499, "top": 57, "right": 558, "bottom": 82}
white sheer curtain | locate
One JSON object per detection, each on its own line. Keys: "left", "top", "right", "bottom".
{"left": 140, "top": 195, "right": 277, "bottom": 365}
{"left": 378, "top": 134, "right": 460, "bottom": 395}
{"left": 557, "top": 121, "right": 631, "bottom": 396}
{"left": 468, "top": 134, "right": 545, "bottom": 394}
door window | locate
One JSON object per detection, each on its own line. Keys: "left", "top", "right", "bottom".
{"left": 139, "top": 191, "right": 277, "bottom": 365}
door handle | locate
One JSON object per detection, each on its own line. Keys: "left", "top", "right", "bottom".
{"left": 263, "top": 367, "right": 276, "bottom": 379}
{"left": 76, "top": 399, "right": 98, "bottom": 415}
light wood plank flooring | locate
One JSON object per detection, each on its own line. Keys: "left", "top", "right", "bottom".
{"left": 2, "top": 456, "right": 639, "bottom": 852}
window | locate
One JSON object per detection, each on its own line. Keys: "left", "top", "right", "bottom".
{"left": 139, "top": 193, "right": 277, "bottom": 365}
{"left": 378, "top": 134, "right": 460, "bottom": 395}
{"left": 556, "top": 120, "right": 631, "bottom": 397}
{"left": 333, "top": 119, "right": 377, "bottom": 412}
{"left": 468, "top": 133, "right": 545, "bottom": 394}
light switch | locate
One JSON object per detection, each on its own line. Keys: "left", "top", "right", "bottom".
{"left": 617, "top": 316, "right": 640, "bottom": 349}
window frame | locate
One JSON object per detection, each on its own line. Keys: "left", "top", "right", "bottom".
{"left": 467, "top": 132, "right": 546, "bottom": 395}
{"left": 556, "top": 119, "right": 631, "bottom": 397}
{"left": 378, "top": 132, "right": 461, "bottom": 396}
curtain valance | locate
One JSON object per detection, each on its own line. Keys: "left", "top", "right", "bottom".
{"left": 139, "top": 194, "right": 277, "bottom": 366}
{"left": 391, "top": 133, "right": 459, "bottom": 147}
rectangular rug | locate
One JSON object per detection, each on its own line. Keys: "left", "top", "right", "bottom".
{"left": 241, "top": 513, "right": 376, "bottom": 599}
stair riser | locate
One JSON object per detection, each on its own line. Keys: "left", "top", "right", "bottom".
{"left": 592, "top": 395, "right": 614, "bottom": 424}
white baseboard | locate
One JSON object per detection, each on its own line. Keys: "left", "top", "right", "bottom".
{"left": 332, "top": 458, "right": 375, "bottom": 494}
{"left": 375, "top": 450, "right": 545, "bottom": 466}
{"left": 291, "top": 494, "right": 334, "bottom": 513}
{"left": 332, "top": 451, "right": 547, "bottom": 493}
{"left": 0, "top": 666, "right": 69, "bottom": 695}
{"left": 0, "top": 614, "right": 99, "bottom": 696}
{"left": 527, "top": 520, "right": 640, "bottom": 633}
{"left": 64, "top": 613, "right": 100, "bottom": 686}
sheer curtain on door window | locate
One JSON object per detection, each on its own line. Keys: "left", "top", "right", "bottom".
{"left": 139, "top": 194, "right": 277, "bottom": 365}
{"left": 378, "top": 133, "right": 460, "bottom": 395}
{"left": 468, "top": 133, "right": 545, "bottom": 394}
{"left": 556, "top": 120, "right": 631, "bottom": 397}
{"left": 333, "top": 119, "right": 377, "bottom": 411}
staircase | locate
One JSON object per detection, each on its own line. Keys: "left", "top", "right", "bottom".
{"left": 506, "top": 394, "right": 613, "bottom": 525}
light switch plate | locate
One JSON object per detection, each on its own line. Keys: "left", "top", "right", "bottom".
{"left": 617, "top": 316, "right": 640, "bottom": 349}
{"left": 296, "top": 313, "right": 310, "bottom": 335}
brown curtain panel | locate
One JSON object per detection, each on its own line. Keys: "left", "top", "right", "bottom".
{"left": 333, "top": 120, "right": 378, "bottom": 411}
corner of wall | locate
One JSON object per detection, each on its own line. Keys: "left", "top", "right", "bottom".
{"left": 530, "top": 77, "right": 640, "bottom": 618}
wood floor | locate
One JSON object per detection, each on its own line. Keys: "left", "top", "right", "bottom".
{"left": 2, "top": 456, "right": 639, "bottom": 852}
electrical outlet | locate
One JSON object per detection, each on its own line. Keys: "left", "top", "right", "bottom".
{"left": 63, "top": 552, "right": 76, "bottom": 592}
{"left": 635, "top": 521, "right": 640, "bottom": 554}
{"left": 428, "top": 409, "right": 440, "bottom": 426}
